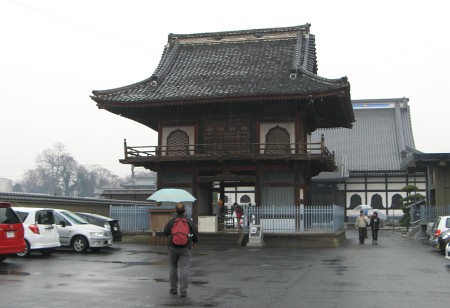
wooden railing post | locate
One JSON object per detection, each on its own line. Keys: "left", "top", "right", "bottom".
{"left": 321, "top": 134, "right": 325, "bottom": 154}
{"left": 123, "top": 138, "right": 128, "bottom": 158}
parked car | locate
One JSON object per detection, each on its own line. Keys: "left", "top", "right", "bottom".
{"left": 445, "top": 242, "right": 450, "bottom": 260}
{"left": 12, "top": 207, "right": 61, "bottom": 257}
{"left": 429, "top": 216, "right": 450, "bottom": 247}
{"left": 435, "top": 229, "right": 450, "bottom": 252}
{"left": 53, "top": 209, "right": 113, "bottom": 253}
{"left": 0, "top": 202, "right": 25, "bottom": 262}
{"left": 75, "top": 212, "right": 122, "bottom": 242}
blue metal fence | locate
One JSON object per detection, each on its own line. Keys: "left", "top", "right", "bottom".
{"left": 111, "top": 204, "right": 345, "bottom": 233}
{"left": 410, "top": 204, "right": 450, "bottom": 224}
{"left": 110, "top": 204, "right": 192, "bottom": 231}
{"left": 244, "top": 205, "right": 344, "bottom": 233}
{"left": 110, "top": 205, "right": 152, "bottom": 231}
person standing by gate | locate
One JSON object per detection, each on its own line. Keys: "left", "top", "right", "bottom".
{"left": 369, "top": 212, "right": 381, "bottom": 244}
{"left": 163, "top": 203, "right": 199, "bottom": 297}
{"left": 355, "top": 210, "right": 369, "bottom": 244}
{"left": 232, "top": 203, "right": 243, "bottom": 230}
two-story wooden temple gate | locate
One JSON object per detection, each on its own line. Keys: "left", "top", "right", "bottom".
{"left": 91, "top": 24, "right": 355, "bottom": 229}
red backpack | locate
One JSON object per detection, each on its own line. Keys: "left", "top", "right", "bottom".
{"left": 171, "top": 218, "right": 190, "bottom": 246}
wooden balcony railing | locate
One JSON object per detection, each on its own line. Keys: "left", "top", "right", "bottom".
{"left": 122, "top": 138, "right": 334, "bottom": 161}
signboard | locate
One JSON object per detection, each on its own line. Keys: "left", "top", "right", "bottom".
{"left": 250, "top": 225, "right": 262, "bottom": 238}
{"left": 247, "top": 224, "right": 264, "bottom": 247}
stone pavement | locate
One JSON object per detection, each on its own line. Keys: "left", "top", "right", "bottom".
{"left": 0, "top": 228, "right": 448, "bottom": 308}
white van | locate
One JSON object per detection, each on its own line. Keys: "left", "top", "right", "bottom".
{"left": 12, "top": 207, "right": 61, "bottom": 257}
{"left": 53, "top": 209, "right": 113, "bottom": 252}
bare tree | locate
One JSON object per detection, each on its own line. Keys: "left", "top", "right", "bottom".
{"left": 21, "top": 143, "right": 122, "bottom": 197}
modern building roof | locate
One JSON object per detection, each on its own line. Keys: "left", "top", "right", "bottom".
{"left": 313, "top": 98, "right": 420, "bottom": 179}
{"left": 91, "top": 24, "right": 354, "bottom": 130}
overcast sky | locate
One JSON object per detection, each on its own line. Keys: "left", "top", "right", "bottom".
{"left": 1, "top": 0, "right": 449, "bottom": 182}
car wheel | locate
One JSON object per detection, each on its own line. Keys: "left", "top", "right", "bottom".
{"left": 72, "top": 236, "right": 89, "bottom": 253}
{"left": 16, "top": 240, "right": 31, "bottom": 258}
{"left": 0, "top": 255, "right": 7, "bottom": 262}
{"left": 40, "top": 249, "right": 54, "bottom": 256}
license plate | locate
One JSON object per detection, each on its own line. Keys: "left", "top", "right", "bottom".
{"left": 114, "top": 227, "right": 118, "bottom": 230}
{"left": 6, "top": 231, "right": 14, "bottom": 238}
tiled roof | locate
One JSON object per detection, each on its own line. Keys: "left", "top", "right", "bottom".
{"left": 91, "top": 24, "right": 349, "bottom": 105}
{"left": 0, "top": 192, "right": 155, "bottom": 206}
{"left": 313, "top": 98, "right": 418, "bottom": 178}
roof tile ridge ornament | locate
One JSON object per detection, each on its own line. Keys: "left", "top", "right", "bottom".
{"left": 92, "top": 37, "right": 182, "bottom": 97}
{"left": 91, "top": 75, "right": 155, "bottom": 97}
{"left": 171, "top": 24, "right": 310, "bottom": 45}
{"left": 290, "top": 27, "right": 304, "bottom": 78}
{"left": 147, "top": 35, "right": 181, "bottom": 89}
{"left": 293, "top": 67, "right": 349, "bottom": 86}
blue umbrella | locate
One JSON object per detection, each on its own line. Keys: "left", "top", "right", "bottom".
{"left": 147, "top": 188, "right": 196, "bottom": 203}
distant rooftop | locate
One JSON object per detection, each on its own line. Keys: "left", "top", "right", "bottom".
{"left": 313, "top": 98, "right": 420, "bottom": 179}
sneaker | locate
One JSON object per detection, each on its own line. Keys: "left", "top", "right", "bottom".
{"left": 180, "top": 290, "right": 187, "bottom": 297}
{"left": 170, "top": 289, "right": 177, "bottom": 295}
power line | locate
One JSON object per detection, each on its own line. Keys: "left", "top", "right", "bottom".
{"left": 11, "top": 0, "right": 160, "bottom": 54}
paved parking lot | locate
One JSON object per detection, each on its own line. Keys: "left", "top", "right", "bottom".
{"left": 1, "top": 229, "right": 448, "bottom": 308}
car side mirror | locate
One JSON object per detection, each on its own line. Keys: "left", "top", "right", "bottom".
{"left": 60, "top": 220, "right": 66, "bottom": 227}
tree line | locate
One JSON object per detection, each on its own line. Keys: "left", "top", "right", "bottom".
{"left": 13, "top": 142, "right": 137, "bottom": 198}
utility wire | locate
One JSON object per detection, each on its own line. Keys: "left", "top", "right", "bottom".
{"left": 11, "top": 0, "right": 160, "bottom": 54}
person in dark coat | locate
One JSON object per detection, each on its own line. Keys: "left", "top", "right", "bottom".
{"left": 369, "top": 212, "right": 381, "bottom": 244}
{"left": 163, "top": 203, "right": 199, "bottom": 297}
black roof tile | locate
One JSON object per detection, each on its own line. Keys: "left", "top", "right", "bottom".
{"left": 91, "top": 24, "right": 349, "bottom": 105}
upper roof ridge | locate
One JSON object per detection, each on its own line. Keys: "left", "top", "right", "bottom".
{"left": 168, "top": 24, "right": 311, "bottom": 45}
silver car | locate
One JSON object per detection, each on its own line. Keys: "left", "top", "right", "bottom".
{"left": 53, "top": 209, "right": 113, "bottom": 253}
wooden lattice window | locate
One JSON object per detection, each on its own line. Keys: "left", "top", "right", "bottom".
{"left": 265, "top": 126, "right": 290, "bottom": 154}
{"left": 166, "top": 129, "right": 189, "bottom": 157}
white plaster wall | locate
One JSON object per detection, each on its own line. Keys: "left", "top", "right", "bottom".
{"left": 346, "top": 183, "right": 366, "bottom": 190}
{"left": 367, "top": 183, "right": 386, "bottom": 190}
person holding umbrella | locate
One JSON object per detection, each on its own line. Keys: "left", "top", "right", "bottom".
{"left": 355, "top": 210, "right": 369, "bottom": 244}
{"left": 163, "top": 203, "right": 199, "bottom": 298}
{"left": 369, "top": 212, "right": 381, "bottom": 244}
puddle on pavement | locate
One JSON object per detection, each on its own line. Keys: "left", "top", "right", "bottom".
{"left": 191, "top": 280, "right": 208, "bottom": 285}
{"left": 88, "top": 260, "right": 153, "bottom": 266}
{"left": 154, "top": 278, "right": 208, "bottom": 285}
{"left": 0, "top": 270, "right": 30, "bottom": 276}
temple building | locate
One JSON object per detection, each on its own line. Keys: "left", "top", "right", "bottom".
{"left": 311, "top": 98, "right": 426, "bottom": 219}
{"left": 90, "top": 24, "right": 355, "bottom": 219}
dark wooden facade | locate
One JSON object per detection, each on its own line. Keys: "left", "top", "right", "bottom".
{"left": 91, "top": 24, "right": 354, "bottom": 216}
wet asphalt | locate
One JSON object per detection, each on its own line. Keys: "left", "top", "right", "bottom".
{"left": 0, "top": 229, "right": 448, "bottom": 308}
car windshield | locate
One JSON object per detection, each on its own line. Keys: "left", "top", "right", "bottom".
{"left": 60, "top": 211, "right": 89, "bottom": 224}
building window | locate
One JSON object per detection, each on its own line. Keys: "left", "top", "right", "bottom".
{"left": 265, "top": 126, "right": 290, "bottom": 154}
{"left": 391, "top": 194, "right": 403, "bottom": 209}
{"left": 371, "top": 194, "right": 383, "bottom": 209}
{"left": 350, "top": 194, "right": 362, "bottom": 209}
{"left": 240, "top": 194, "right": 251, "bottom": 204}
{"left": 166, "top": 129, "right": 189, "bottom": 156}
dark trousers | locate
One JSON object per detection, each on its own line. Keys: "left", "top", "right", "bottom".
{"left": 372, "top": 229, "right": 379, "bottom": 241}
{"left": 169, "top": 246, "right": 191, "bottom": 292}
{"left": 358, "top": 227, "right": 367, "bottom": 244}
